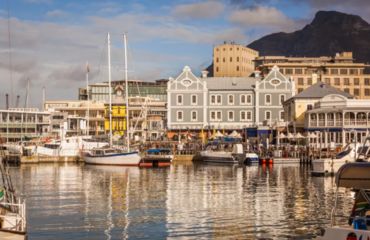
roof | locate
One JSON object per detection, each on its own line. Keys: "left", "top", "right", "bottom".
{"left": 289, "top": 82, "right": 353, "bottom": 100}
{"left": 204, "top": 77, "right": 259, "bottom": 90}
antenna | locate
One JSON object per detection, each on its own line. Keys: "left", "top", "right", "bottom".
{"left": 42, "top": 86, "right": 46, "bottom": 111}
{"left": 16, "top": 95, "right": 20, "bottom": 108}
{"left": 24, "top": 78, "right": 30, "bottom": 108}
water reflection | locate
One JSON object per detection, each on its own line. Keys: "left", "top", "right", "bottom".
{"left": 9, "top": 163, "right": 354, "bottom": 239}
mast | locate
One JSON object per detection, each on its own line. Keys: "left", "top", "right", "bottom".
{"left": 108, "top": 33, "right": 113, "bottom": 147}
{"left": 86, "top": 61, "right": 90, "bottom": 136}
{"left": 123, "top": 34, "right": 130, "bottom": 152}
{"left": 24, "top": 78, "right": 30, "bottom": 108}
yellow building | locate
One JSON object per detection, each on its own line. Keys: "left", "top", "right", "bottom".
{"left": 213, "top": 42, "right": 259, "bottom": 77}
{"left": 104, "top": 104, "right": 127, "bottom": 136}
{"left": 256, "top": 52, "right": 370, "bottom": 99}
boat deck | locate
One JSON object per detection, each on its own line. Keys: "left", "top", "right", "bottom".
{"left": 0, "top": 231, "right": 25, "bottom": 240}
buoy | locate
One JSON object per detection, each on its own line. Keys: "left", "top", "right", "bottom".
{"left": 269, "top": 158, "right": 273, "bottom": 164}
{"left": 262, "top": 159, "right": 266, "bottom": 164}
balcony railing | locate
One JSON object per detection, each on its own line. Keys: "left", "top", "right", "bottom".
{"left": 308, "top": 119, "right": 370, "bottom": 128}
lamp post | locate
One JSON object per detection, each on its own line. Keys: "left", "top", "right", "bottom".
{"left": 349, "top": 129, "right": 357, "bottom": 161}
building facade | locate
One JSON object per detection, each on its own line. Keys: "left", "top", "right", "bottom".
{"left": 283, "top": 82, "right": 353, "bottom": 130}
{"left": 305, "top": 94, "right": 370, "bottom": 148}
{"left": 256, "top": 52, "right": 370, "bottom": 99}
{"left": 167, "top": 66, "right": 294, "bottom": 134}
{"left": 0, "top": 108, "right": 50, "bottom": 142}
{"left": 213, "top": 42, "right": 259, "bottom": 77}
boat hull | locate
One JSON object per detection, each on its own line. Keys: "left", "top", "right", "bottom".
{"left": 198, "top": 151, "right": 242, "bottom": 164}
{"left": 139, "top": 155, "right": 173, "bottom": 168}
{"left": 311, "top": 158, "right": 349, "bottom": 176}
{"left": 84, "top": 152, "right": 141, "bottom": 166}
{"left": 317, "top": 226, "right": 370, "bottom": 239}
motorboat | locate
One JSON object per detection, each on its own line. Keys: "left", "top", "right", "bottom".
{"left": 83, "top": 148, "right": 141, "bottom": 166}
{"left": 244, "top": 152, "right": 259, "bottom": 165}
{"left": 139, "top": 148, "right": 173, "bottom": 167}
{"left": 311, "top": 143, "right": 360, "bottom": 176}
{"left": 317, "top": 162, "right": 370, "bottom": 239}
{"left": 196, "top": 142, "right": 245, "bottom": 164}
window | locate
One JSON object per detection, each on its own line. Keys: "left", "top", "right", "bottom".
{"left": 354, "top": 78, "right": 360, "bottom": 85}
{"left": 325, "top": 78, "right": 330, "bottom": 84}
{"left": 365, "top": 89, "right": 370, "bottom": 96}
{"left": 236, "top": 66, "right": 239, "bottom": 71}
{"left": 177, "top": 94, "right": 183, "bottom": 105}
{"left": 285, "top": 69, "right": 293, "bottom": 75}
{"left": 298, "top": 88, "right": 304, "bottom": 93}
{"left": 216, "top": 67, "right": 219, "bottom": 72}
{"left": 350, "top": 69, "right": 358, "bottom": 75}
{"left": 228, "top": 111, "right": 234, "bottom": 121}
{"left": 340, "top": 69, "right": 348, "bottom": 75}
{"left": 230, "top": 57, "right": 232, "bottom": 62}
{"left": 307, "top": 78, "right": 312, "bottom": 85}
{"left": 247, "top": 95, "right": 252, "bottom": 104}
{"left": 298, "top": 78, "right": 304, "bottom": 85}
{"left": 237, "top": 57, "right": 239, "bottom": 62}
{"left": 331, "top": 69, "right": 338, "bottom": 75}
{"left": 354, "top": 89, "right": 360, "bottom": 96}
{"left": 365, "top": 78, "right": 370, "bottom": 85}
{"left": 334, "top": 78, "right": 340, "bottom": 85}
{"left": 265, "top": 94, "right": 271, "bottom": 105}
{"left": 280, "top": 94, "right": 286, "bottom": 105}
{"left": 191, "top": 111, "right": 197, "bottom": 121}
{"left": 223, "top": 58, "right": 225, "bottom": 62}
{"left": 191, "top": 95, "right": 197, "bottom": 105}
{"left": 177, "top": 111, "right": 183, "bottom": 121}
{"left": 217, "top": 111, "right": 222, "bottom": 120}
{"left": 344, "top": 88, "right": 350, "bottom": 93}
{"left": 280, "top": 111, "right": 285, "bottom": 121}
{"left": 216, "top": 95, "right": 222, "bottom": 104}
{"left": 211, "top": 95, "right": 216, "bottom": 104}
{"left": 240, "top": 111, "right": 246, "bottom": 121}
{"left": 344, "top": 78, "right": 350, "bottom": 85}
{"left": 240, "top": 95, "right": 246, "bottom": 104}
{"left": 247, "top": 111, "right": 252, "bottom": 121}
{"left": 210, "top": 111, "right": 222, "bottom": 121}
{"left": 265, "top": 111, "right": 271, "bottom": 120}
{"left": 228, "top": 94, "right": 234, "bottom": 105}
{"left": 295, "top": 68, "right": 303, "bottom": 74}
{"left": 216, "top": 58, "right": 219, "bottom": 63}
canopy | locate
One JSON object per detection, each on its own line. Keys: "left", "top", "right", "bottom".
{"left": 147, "top": 148, "right": 171, "bottom": 154}
{"left": 295, "top": 133, "right": 305, "bottom": 139}
{"left": 278, "top": 133, "right": 286, "bottom": 138}
{"left": 215, "top": 131, "right": 224, "bottom": 137}
{"left": 228, "top": 130, "right": 242, "bottom": 138}
{"left": 336, "top": 162, "right": 370, "bottom": 189}
{"left": 308, "top": 132, "right": 317, "bottom": 138}
{"left": 287, "top": 133, "right": 295, "bottom": 139}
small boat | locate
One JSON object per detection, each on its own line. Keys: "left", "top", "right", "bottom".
{"left": 317, "top": 162, "right": 370, "bottom": 239}
{"left": 139, "top": 148, "right": 173, "bottom": 167}
{"left": 244, "top": 152, "right": 259, "bottom": 164}
{"left": 83, "top": 148, "right": 141, "bottom": 166}
{"left": 311, "top": 142, "right": 360, "bottom": 176}
{"left": 197, "top": 143, "right": 245, "bottom": 164}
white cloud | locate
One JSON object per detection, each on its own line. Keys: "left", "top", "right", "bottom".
{"left": 229, "top": 6, "right": 297, "bottom": 32}
{"left": 172, "top": 1, "right": 225, "bottom": 19}
{"left": 46, "top": 10, "right": 68, "bottom": 18}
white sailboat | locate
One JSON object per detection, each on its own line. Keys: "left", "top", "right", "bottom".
{"left": 84, "top": 33, "right": 141, "bottom": 166}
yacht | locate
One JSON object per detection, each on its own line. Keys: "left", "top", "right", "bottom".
{"left": 317, "top": 162, "right": 370, "bottom": 239}
{"left": 196, "top": 140, "right": 245, "bottom": 164}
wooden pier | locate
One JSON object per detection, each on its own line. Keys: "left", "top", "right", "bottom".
{"left": 0, "top": 231, "right": 25, "bottom": 240}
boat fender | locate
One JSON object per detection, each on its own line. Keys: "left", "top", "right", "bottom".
{"left": 262, "top": 159, "right": 266, "bottom": 164}
{"left": 269, "top": 158, "right": 273, "bottom": 164}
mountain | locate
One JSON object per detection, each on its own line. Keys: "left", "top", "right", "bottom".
{"left": 247, "top": 11, "right": 370, "bottom": 63}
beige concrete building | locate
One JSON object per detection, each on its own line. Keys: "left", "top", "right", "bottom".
{"left": 213, "top": 42, "right": 259, "bottom": 77}
{"left": 44, "top": 100, "right": 106, "bottom": 136}
{"left": 256, "top": 52, "right": 370, "bottom": 99}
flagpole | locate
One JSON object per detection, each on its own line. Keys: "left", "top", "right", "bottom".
{"left": 86, "top": 61, "right": 90, "bottom": 136}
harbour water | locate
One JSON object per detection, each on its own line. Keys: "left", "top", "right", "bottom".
{"left": 10, "top": 163, "right": 353, "bottom": 240}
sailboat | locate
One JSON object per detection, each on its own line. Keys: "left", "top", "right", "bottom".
{"left": 83, "top": 33, "right": 141, "bottom": 166}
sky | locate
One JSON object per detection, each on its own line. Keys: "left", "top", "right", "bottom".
{"left": 1, "top": 0, "right": 370, "bottom": 108}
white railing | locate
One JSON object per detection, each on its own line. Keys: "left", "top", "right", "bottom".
{"left": 0, "top": 198, "right": 26, "bottom": 233}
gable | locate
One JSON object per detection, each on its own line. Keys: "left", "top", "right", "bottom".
{"left": 257, "top": 65, "right": 292, "bottom": 90}
{"left": 168, "top": 66, "right": 205, "bottom": 91}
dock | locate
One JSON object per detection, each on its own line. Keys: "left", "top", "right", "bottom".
{"left": 0, "top": 231, "right": 25, "bottom": 240}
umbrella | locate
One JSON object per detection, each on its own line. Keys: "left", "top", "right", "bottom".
{"left": 215, "top": 131, "right": 224, "bottom": 137}
{"left": 309, "top": 132, "right": 317, "bottom": 138}
{"left": 287, "top": 133, "right": 295, "bottom": 139}
{"left": 279, "top": 133, "right": 286, "bottom": 138}
{"left": 295, "top": 133, "right": 305, "bottom": 139}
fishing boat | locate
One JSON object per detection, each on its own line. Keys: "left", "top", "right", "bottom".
{"left": 83, "top": 33, "right": 141, "bottom": 166}
{"left": 311, "top": 142, "right": 360, "bottom": 176}
{"left": 317, "top": 162, "right": 370, "bottom": 239}
{"left": 139, "top": 148, "right": 173, "bottom": 167}
{"left": 244, "top": 152, "right": 259, "bottom": 164}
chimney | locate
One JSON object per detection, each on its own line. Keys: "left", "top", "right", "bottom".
{"left": 201, "top": 70, "right": 208, "bottom": 78}
{"left": 5, "top": 94, "right": 9, "bottom": 109}
{"left": 16, "top": 95, "right": 20, "bottom": 108}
